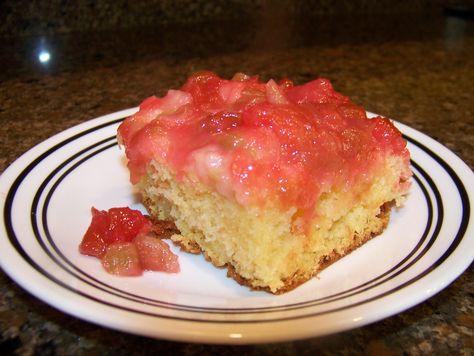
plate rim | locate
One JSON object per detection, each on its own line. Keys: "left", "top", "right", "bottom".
{"left": 1, "top": 108, "right": 473, "bottom": 344}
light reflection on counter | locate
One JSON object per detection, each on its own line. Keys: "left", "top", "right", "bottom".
{"left": 38, "top": 50, "right": 51, "bottom": 63}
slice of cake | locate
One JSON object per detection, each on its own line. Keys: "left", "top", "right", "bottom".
{"left": 117, "top": 71, "right": 411, "bottom": 293}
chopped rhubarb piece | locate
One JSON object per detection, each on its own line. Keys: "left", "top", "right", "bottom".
{"left": 134, "top": 234, "right": 180, "bottom": 273}
{"left": 101, "top": 242, "right": 142, "bottom": 276}
{"left": 79, "top": 207, "right": 110, "bottom": 257}
{"left": 79, "top": 207, "right": 152, "bottom": 257}
{"left": 80, "top": 206, "right": 180, "bottom": 276}
{"left": 102, "top": 207, "right": 153, "bottom": 243}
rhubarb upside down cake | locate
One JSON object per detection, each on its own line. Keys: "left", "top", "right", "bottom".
{"left": 117, "top": 71, "right": 411, "bottom": 293}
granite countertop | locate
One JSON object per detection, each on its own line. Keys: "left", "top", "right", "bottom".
{"left": 0, "top": 9, "right": 473, "bottom": 355}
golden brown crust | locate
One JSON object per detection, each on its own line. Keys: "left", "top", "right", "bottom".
{"left": 143, "top": 175, "right": 394, "bottom": 294}
{"left": 317, "top": 203, "right": 390, "bottom": 270}
{"left": 177, "top": 202, "right": 392, "bottom": 294}
{"left": 148, "top": 219, "right": 180, "bottom": 239}
{"left": 171, "top": 236, "right": 202, "bottom": 254}
{"left": 273, "top": 202, "right": 391, "bottom": 294}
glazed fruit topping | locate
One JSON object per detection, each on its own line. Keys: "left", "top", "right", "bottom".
{"left": 118, "top": 72, "right": 410, "bottom": 216}
{"left": 79, "top": 207, "right": 180, "bottom": 276}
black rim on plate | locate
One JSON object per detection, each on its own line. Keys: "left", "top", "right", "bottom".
{"left": 2, "top": 116, "right": 471, "bottom": 323}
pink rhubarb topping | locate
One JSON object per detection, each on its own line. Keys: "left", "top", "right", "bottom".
{"left": 118, "top": 72, "right": 411, "bottom": 217}
{"left": 79, "top": 207, "right": 179, "bottom": 276}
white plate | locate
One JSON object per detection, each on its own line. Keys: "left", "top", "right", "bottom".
{"left": 0, "top": 108, "right": 473, "bottom": 344}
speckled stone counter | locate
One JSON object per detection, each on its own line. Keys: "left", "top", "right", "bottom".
{"left": 0, "top": 11, "right": 473, "bottom": 355}
{"left": 2, "top": 0, "right": 470, "bottom": 37}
